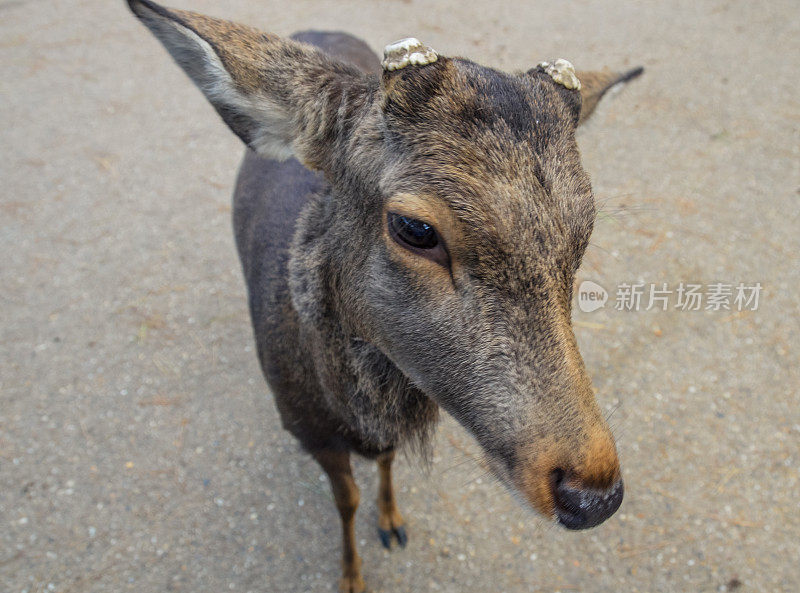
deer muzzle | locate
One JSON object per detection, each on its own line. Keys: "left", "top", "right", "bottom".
{"left": 515, "top": 424, "right": 623, "bottom": 529}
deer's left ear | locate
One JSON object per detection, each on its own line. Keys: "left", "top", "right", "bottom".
{"left": 574, "top": 66, "right": 644, "bottom": 125}
{"left": 127, "top": 0, "right": 373, "bottom": 170}
{"left": 527, "top": 59, "right": 644, "bottom": 126}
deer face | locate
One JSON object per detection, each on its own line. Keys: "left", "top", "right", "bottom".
{"left": 346, "top": 56, "right": 622, "bottom": 528}
{"left": 129, "top": 0, "right": 639, "bottom": 528}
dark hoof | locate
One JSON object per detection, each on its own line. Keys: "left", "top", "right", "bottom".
{"left": 378, "top": 528, "right": 392, "bottom": 549}
{"left": 378, "top": 525, "right": 408, "bottom": 549}
{"left": 395, "top": 525, "right": 408, "bottom": 548}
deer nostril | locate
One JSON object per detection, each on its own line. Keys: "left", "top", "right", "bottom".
{"left": 550, "top": 468, "right": 563, "bottom": 484}
{"left": 550, "top": 470, "right": 624, "bottom": 530}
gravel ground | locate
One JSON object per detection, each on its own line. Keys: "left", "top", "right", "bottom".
{"left": 1, "top": 1, "right": 798, "bottom": 592}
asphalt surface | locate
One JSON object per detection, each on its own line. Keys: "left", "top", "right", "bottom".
{"left": 1, "top": 1, "right": 798, "bottom": 592}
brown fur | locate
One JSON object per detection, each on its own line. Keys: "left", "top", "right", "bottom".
{"left": 127, "top": 1, "right": 642, "bottom": 589}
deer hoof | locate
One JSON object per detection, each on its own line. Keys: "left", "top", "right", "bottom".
{"left": 394, "top": 525, "right": 408, "bottom": 547}
{"left": 378, "top": 525, "right": 408, "bottom": 549}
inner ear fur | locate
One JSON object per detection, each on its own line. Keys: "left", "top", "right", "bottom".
{"left": 128, "top": 0, "right": 373, "bottom": 169}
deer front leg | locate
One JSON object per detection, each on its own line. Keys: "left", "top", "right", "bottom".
{"left": 312, "top": 449, "right": 365, "bottom": 593}
{"left": 376, "top": 450, "right": 407, "bottom": 549}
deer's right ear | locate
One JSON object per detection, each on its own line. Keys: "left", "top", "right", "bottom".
{"left": 127, "top": 0, "right": 371, "bottom": 169}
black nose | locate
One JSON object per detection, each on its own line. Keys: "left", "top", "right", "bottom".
{"left": 551, "top": 470, "right": 624, "bottom": 530}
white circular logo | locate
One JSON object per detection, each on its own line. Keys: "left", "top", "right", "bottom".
{"left": 577, "top": 280, "right": 608, "bottom": 313}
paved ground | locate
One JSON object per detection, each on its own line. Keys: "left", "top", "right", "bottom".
{"left": 2, "top": 1, "right": 798, "bottom": 592}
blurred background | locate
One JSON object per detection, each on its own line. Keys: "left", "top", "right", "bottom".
{"left": 1, "top": 1, "right": 798, "bottom": 592}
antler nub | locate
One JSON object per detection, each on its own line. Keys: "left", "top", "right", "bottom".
{"left": 538, "top": 58, "right": 582, "bottom": 91}
{"left": 382, "top": 38, "right": 439, "bottom": 72}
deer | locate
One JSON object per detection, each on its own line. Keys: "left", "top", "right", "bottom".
{"left": 127, "top": 1, "right": 643, "bottom": 591}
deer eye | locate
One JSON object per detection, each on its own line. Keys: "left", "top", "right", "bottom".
{"left": 388, "top": 213, "right": 438, "bottom": 249}
{"left": 387, "top": 212, "right": 449, "bottom": 266}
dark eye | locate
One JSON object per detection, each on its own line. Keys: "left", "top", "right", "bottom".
{"left": 387, "top": 213, "right": 439, "bottom": 249}
{"left": 386, "top": 211, "right": 449, "bottom": 266}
